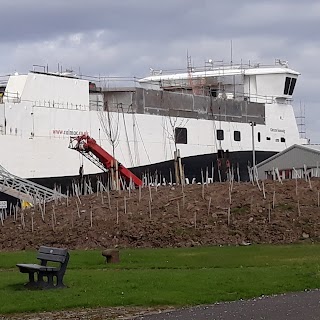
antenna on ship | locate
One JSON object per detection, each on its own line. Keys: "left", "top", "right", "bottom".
{"left": 230, "top": 39, "right": 233, "bottom": 66}
{"left": 230, "top": 39, "right": 236, "bottom": 98}
{"left": 296, "top": 101, "right": 307, "bottom": 140}
{"left": 187, "top": 51, "right": 196, "bottom": 94}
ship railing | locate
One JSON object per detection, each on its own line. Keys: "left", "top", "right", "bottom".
{"left": 0, "top": 74, "right": 10, "bottom": 84}
{"left": 246, "top": 93, "right": 291, "bottom": 105}
{"left": 146, "top": 60, "right": 290, "bottom": 76}
{"left": 79, "top": 74, "right": 140, "bottom": 90}
{"left": 32, "top": 100, "right": 89, "bottom": 111}
{"left": 2, "top": 91, "right": 20, "bottom": 103}
{"left": 2, "top": 96, "right": 90, "bottom": 111}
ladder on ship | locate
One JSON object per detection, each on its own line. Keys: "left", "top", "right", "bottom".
{"left": 69, "top": 134, "right": 142, "bottom": 188}
{"left": 0, "top": 164, "right": 66, "bottom": 205}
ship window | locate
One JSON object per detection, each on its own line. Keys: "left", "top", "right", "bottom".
{"left": 284, "top": 77, "right": 291, "bottom": 95}
{"left": 175, "top": 127, "right": 187, "bottom": 144}
{"left": 217, "top": 129, "right": 224, "bottom": 140}
{"left": 258, "top": 132, "right": 261, "bottom": 142}
{"left": 217, "top": 149, "right": 224, "bottom": 158}
{"left": 281, "top": 137, "right": 286, "bottom": 142}
{"left": 210, "top": 88, "right": 218, "bottom": 97}
{"left": 266, "top": 136, "right": 271, "bottom": 141}
{"left": 234, "top": 131, "right": 241, "bottom": 141}
{"left": 276, "top": 138, "right": 279, "bottom": 142}
{"left": 289, "top": 78, "right": 296, "bottom": 95}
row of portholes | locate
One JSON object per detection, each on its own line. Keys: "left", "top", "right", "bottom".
{"left": 9, "top": 127, "right": 18, "bottom": 135}
{"left": 0, "top": 126, "right": 19, "bottom": 135}
{"left": 216, "top": 129, "right": 286, "bottom": 144}
{"left": 4, "top": 128, "right": 34, "bottom": 137}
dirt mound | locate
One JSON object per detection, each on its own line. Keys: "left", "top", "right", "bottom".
{"left": 1, "top": 179, "right": 320, "bottom": 251}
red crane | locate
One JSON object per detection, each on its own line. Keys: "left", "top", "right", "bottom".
{"left": 69, "top": 134, "right": 142, "bottom": 187}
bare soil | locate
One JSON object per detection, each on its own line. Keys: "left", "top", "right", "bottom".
{"left": 1, "top": 178, "right": 320, "bottom": 250}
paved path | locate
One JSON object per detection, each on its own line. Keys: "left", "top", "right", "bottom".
{"left": 134, "top": 290, "right": 320, "bottom": 320}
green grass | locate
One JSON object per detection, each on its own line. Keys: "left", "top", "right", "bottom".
{"left": 1, "top": 244, "right": 320, "bottom": 314}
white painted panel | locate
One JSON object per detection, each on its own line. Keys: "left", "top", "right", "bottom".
{"left": 4, "top": 75, "right": 28, "bottom": 101}
{"left": 21, "top": 73, "right": 89, "bottom": 107}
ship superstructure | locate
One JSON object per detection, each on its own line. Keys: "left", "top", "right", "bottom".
{"left": 0, "top": 60, "right": 306, "bottom": 191}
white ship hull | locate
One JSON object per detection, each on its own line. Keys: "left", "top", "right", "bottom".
{"left": 0, "top": 103, "right": 299, "bottom": 179}
{"left": 0, "top": 62, "right": 306, "bottom": 192}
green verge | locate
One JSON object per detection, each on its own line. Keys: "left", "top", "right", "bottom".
{"left": 1, "top": 244, "right": 320, "bottom": 314}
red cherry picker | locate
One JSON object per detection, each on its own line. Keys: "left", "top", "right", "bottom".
{"left": 69, "top": 134, "right": 142, "bottom": 188}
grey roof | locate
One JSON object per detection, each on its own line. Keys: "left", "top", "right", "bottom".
{"left": 256, "top": 144, "right": 320, "bottom": 168}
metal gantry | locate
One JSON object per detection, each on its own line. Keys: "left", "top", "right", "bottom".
{"left": 0, "top": 164, "right": 66, "bottom": 204}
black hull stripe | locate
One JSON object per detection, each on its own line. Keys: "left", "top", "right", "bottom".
{"left": 0, "top": 150, "right": 276, "bottom": 203}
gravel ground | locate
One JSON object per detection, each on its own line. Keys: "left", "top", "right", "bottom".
{"left": 0, "top": 306, "right": 175, "bottom": 320}
{"left": 135, "top": 290, "right": 320, "bottom": 320}
{"left": 2, "top": 290, "right": 320, "bottom": 320}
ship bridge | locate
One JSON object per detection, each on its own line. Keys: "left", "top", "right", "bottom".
{"left": 139, "top": 60, "right": 300, "bottom": 104}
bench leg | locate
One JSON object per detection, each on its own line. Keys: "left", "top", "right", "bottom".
{"left": 37, "top": 271, "right": 49, "bottom": 288}
{"left": 47, "top": 274, "right": 55, "bottom": 288}
{"left": 24, "top": 272, "right": 38, "bottom": 288}
{"left": 28, "top": 272, "right": 35, "bottom": 284}
{"left": 56, "top": 275, "right": 66, "bottom": 288}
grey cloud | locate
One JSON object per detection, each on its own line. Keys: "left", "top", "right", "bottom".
{"left": 2, "top": 0, "right": 318, "bottom": 44}
{"left": 0, "top": 0, "right": 319, "bottom": 141}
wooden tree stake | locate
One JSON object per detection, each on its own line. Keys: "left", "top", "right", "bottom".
{"left": 52, "top": 205, "right": 57, "bottom": 225}
{"left": 272, "top": 190, "right": 276, "bottom": 209}
{"left": 116, "top": 200, "right": 119, "bottom": 225}
{"left": 71, "top": 211, "right": 74, "bottom": 228}
{"left": 149, "top": 200, "right": 152, "bottom": 219}
{"left": 66, "top": 189, "right": 69, "bottom": 207}
{"left": 31, "top": 213, "right": 34, "bottom": 233}
{"left": 51, "top": 213, "right": 55, "bottom": 231}
{"left": 90, "top": 206, "right": 93, "bottom": 228}
{"left": 207, "top": 197, "right": 212, "bottom": 216}
{"left": 262, "top": 181, "right": 266, "bottom": 199}
{"left": 76, "top": 200, "right": 80, "bottom": 218}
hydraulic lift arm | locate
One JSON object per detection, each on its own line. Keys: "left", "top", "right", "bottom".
{"left": 69, "top": 134, "right": 142, "bottom": 187}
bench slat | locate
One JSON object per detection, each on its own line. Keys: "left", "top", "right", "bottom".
{"left": 37, "top": 252, "right": 67, "bottom": 263}
{"left": 38, "top": 246, "right": 68, "bottom": 256}
{"left": 16, "top": 264, "right": 59, "bottom": 272}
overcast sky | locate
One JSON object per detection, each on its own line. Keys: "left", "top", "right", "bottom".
{"left": 0, "top": 0, "right": 319, "bottom": 141}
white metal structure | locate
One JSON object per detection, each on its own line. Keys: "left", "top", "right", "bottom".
{"left": 0, "top": 164, "right": 66, "bottom": 203}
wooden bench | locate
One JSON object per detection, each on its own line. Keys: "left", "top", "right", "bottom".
{"left": 16, "top": 246, "right": 69, "bottom": 289}
{"left": 102, "top": 249, "right": 120, "bottom": 263}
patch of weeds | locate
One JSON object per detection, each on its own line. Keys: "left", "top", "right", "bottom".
{"left": 231, "top": 206, "right": 248, "bottom": 214}
{"left": 277, "top": 203, "right": 294, "bottom": 211}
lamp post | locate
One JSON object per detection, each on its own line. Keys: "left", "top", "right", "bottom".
{"left": 250, "top": 121, "right": 256, "bottom": 173}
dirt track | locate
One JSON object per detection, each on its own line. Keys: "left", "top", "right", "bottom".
{"left": 1, "top": 178, "right": 320, "bottom": 250}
